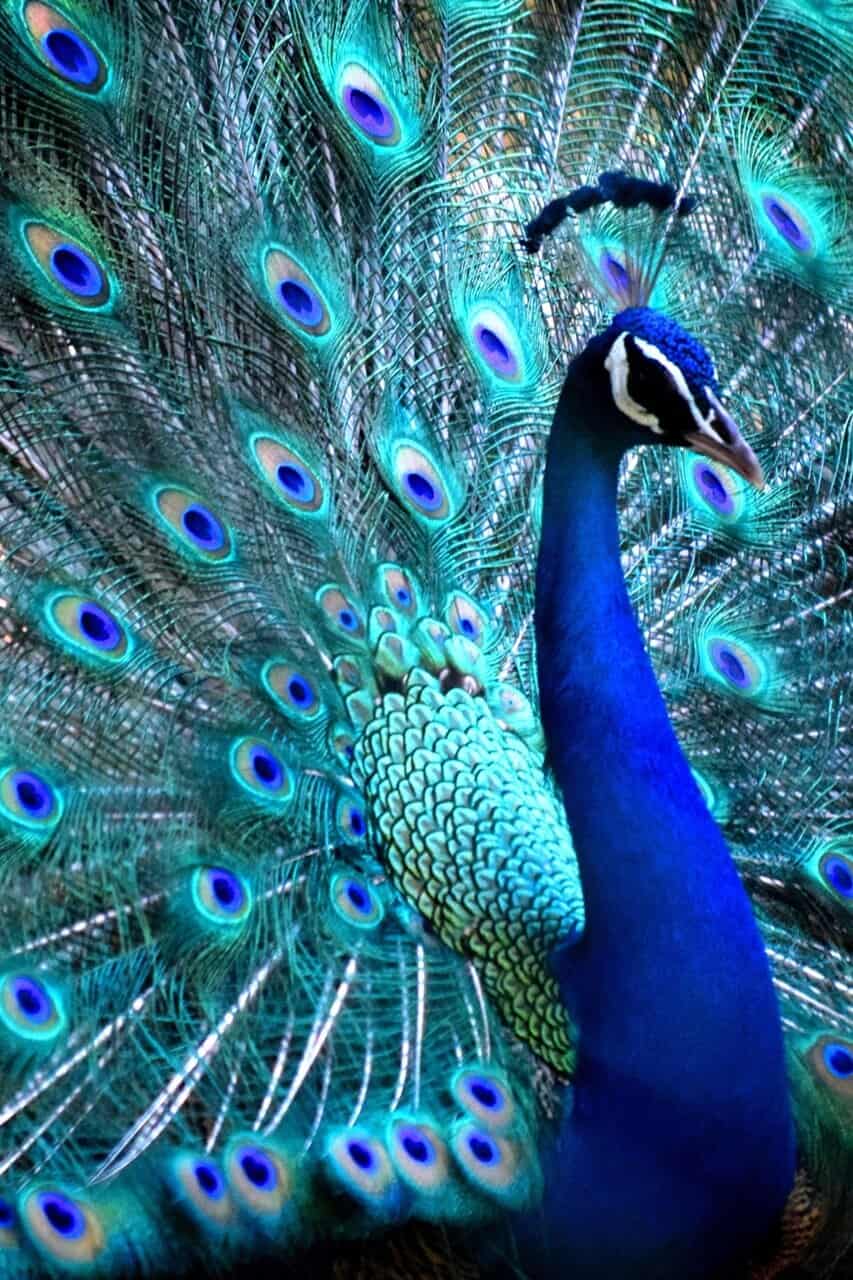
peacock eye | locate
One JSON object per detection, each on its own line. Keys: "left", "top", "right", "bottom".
{"left": 45, "top": 593, "right": 132, "bottom": 665}
{"left": 229, "top": 737, "right": 294, "bottom": 807}
{"left": 316, "top": 586, "right": 365, "bottom": 640}
{"left": 760, "top": 193, "right": 814, "bottom": 255}
{"left": 191, "top": 866, "right": 252, "bottom": 927}
{"left": 338, "top": 64, "right": 402, "bottom": 146}
{"left": 336, "top": 795, "right": 367, "bottom": 844}
{"left": 153, "top": 488, "right": 232, "bottom": 562}
{"left": 170, "top": 1152, "right": 236, "bottom": 1228}
{"left": 264, "top": 250, "right": 331, "bottom": 337}
{"left": 226, "top": 1139, "right": 293, "bottom": 1219}
{"left": 387, "top": 1117, "right": 451, "bottom": 1194}
{"left": 330, "top": 871, "right": 383, "bottom": 927}
{"left": 262, "top": 661, "right": 321, "bottom": 720}
{"left": 22, "top": 223, "right": 112, "bottom": 309}
{"left": 467, "top": 306, "right": 524, "bottom": 384}
{"left": 0, "top": 765, "right": 62, "bottom": 832}
{"left": 250, "top": 435, "right": 326, "bottom": 516}
{"left": 392, "top": 443, "right": 453, "bottom": 522}
{"left": 0, "top": 972, "right": 66, "bottom": 1043}
{"left": 450, "top": 1121, "right": 530, "bottom": 1204}
{"left": 22, "top": 1187, "right": 104, "bottom": 1266}
{"left": 453, "top": 1067, "right": 516, "bottom": 1131}
{"left": 325, "top": 1128, "right": 398, "bottom": 1210}
{"left": 22, "top": 3, "right": 109, "bottom": 93}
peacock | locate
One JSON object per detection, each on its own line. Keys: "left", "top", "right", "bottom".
{"left": 0, "top": 0, "right": 850, "bottom": 1276}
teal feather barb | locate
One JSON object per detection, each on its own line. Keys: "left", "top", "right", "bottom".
{"left": 0, "top": 0, "right": 850, "bottom": 1276}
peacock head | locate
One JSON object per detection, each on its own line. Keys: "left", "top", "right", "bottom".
{"left": 586, "top": 307, "right": 764, "bottom": 487}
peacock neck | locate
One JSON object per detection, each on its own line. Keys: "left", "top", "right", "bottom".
{"left": 527, "top": 355, "right": 795, "bottom": 1277}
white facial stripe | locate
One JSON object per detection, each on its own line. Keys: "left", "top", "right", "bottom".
{"left": 604, "top": 332, "right": 662, "bottom": 432}
{"left": 631, "top": 336, "right": 717, "bottom": 435}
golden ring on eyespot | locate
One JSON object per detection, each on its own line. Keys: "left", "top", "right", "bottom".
{"left": 229, "top": 736, "right": 294, "bottom": 806}
{"left": 153, "top": 487, "right": 233, "bottom": 562}
{"left": 387, "top": 1117, "right": 451, "bottom": 1193}
{"left": 22, "top": 222, "right": 111, "bottom": 307}
{"left": 316, "top": 585, "right": 365, "bottom": 640}
{"left": 393, "top": 443, "right": 452, "bottom": 521}
{"left": 21, "top": 1188, "right": 104, "bottom": 1265}
{"left": 226, "top": 1141, "right": 292, "bottom": 1217}
{"left": 250, "top": 436, "right": 325, "bottom": 514}
{"left": 452, "top": 1067, "right": 516, "bottom": 1131}
{"left": 45, "top": 593, "right": 130, "bottom": 662}
{"left": 450, "top": 1122, "right": 524, "bottom": 1193}
{"left": 381, "top": 565, "right": 419, "bottom": 617}
{"left": 0, "top": 764, "right": 62, "bottom": 832}
{"left": 263, "top": 250, "right": 331, "bottom": 337}
{"left": 262, "top": 661, "right": 321, "bottom": 719}
{"left": 173, "top": 1154, "right": 235, "bottom": 1225}
{"left": 23, "top": 3, "right": 109, "bottom": 94}
{"left": 191, "top": 866, "right": 252, "bottom": 927}
{"left": 806, "top": 1035, "right": 853, "bottom": 1101}
{"left": 445, "top": 592, "right": 487, "bottom": 646}
{"left": 337, "top": 63, "right": 402, "bottom": 147}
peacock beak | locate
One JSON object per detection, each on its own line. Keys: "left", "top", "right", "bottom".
{"left": 683, "top": 386, "right": 765, "bottom": 489}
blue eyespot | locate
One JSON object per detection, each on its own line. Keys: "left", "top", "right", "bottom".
{"left": 713, "top": 644, "right": 746, "bottom": 686}
{"left": 13, "top": 976, "right": 51, "bottom": 1023}
{"left": 191, "top": 866, "right": 252, "bottom": 927}
{"left": 36, "top": 1192, "right": 85, "bottom": 1240}
{"left": 467, "top": 1132, "right": 499, "bottom": 1165}
{"left": 330, "top": 870, "right": 383, "bottom": 927}
{"left": 240, "top": 1149, "right": 277, "bottom": 1190}
{"left": 600, "top": 251, "right": 631, "bottom": 295}
{"left": 263, "top": 661, "right": 321, "bottom": 720}
{"left": 348, "top": 1140, "right": 375, "bottom": 1172}
{"left": 49, "top": 244, "right": 103, "bottom": 298}
{"left": 823, "top": 1043, "right": 853, "bottom": 1079}
{"left": 399, "top": 1127, "right": 436, "bottom": 1166}
{"left": 820, "top": 854, "right": 853, "bottom": 899}
{"left": 263, "top": 250, "right": 331, "bottom": 338}
{"left": 693, "top": 461, "right": 736, "bottom": 516}
{"left": 181, "top": 504, "right": 225, "bottom": 552}
{"left": 0, "top": 1199, "right": 14, "bottom": 1230}
{"left": 11, "top": 770, "right": 55, "bottom": 820}
{"left": 404, "top": 471, "right": 440, "bottom": 510}
{"left": 761, "top": 195, "right": 813, "bottom": 254}
{"left": 288, "top": 676, "right": 312, "bottom": 706}
{"left": 277, "top": 279, "right": 324, "bottom": 328}
{"left": 277, "top": 463, "right": 312, "bottom": 500}
{"left": 395, "top": 587, "right": 411, "bottom": 606}
{"left": 473, "top": 324, "right": 519, "bottom": 380}
{"left": 194, "top": 1161, "right": 226, "bottom": 1200}
{"left": 41, "top": 29, "right": 99, "bottom": 85}
{"left": 703, "top": 635, "right": 764, "bottom": 698}
{"left": 249, "top": 745, "right": 283, "bottom": 791}
{"left": 338, "top": 65, "right": 401, "bottom": 146}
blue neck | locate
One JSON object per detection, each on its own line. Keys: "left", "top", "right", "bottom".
{"left": 517, "top": 359, "right": 795, "bottom": 1277}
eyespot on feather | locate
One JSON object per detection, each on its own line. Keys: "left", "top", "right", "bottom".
{"left": 330, "top": 871, "right": 383, "bottom": 927}
{"left": 452, "top": 1067, "right": 516, "bottom": 1132}
{"left": 0, "top": 971, "right": 66, "bottom": 1044}
{"left": 191, "top": 866, "right": 253, "bottom": 928}
{"left": 466, "top": 306, "right": 524, "bottom": 384}
{"left": 337, "top": 63, "right": 402, "bottom": 146}
{"left": 378, "top": 565, "right": 420, "bottom": 619}
{"left": 45, "top": 593, "right": 131, "bottom": 665}
{"left": 22, "top": 3, "right": 109, "bottom": 93}
{"left": 386, "top": 1117, "right": 451, "bottom": 1195}
{"left": 336, "top": 794, "right": 367, "bottom": 844}
{"left": 0, "top": 764, "right": 62, "bottom": 834}
{"left": 701, "top": 634, "right": 766, "bottom": 699}
{"left": 21, "top": 222, "right": 112, "bottom": 308}
{"left": 170, "top": 1153, "right": 236, "bottom": 1229}
{"left": 229, "top": 737, "right": 294, "bottom": 808}
{"left": 263, "top": 250, "right": 331, "bottom": 338}
{"left": 444, "top": 592, "right": 488, "bottom": 646}
{"left": 818, "top": 849, "right": 853, "bottom": 903}
{"left": 805, "top": 1035, "right": 853, "bottom": 1105}
{"left": 249, "top": 435, "right": 326, "bottom": 516}
{"left": 391, "top": 443, "right": 453, "bottom": 522}
{"left": 759, "top": 191, "right": 815, "bottom": 256}
{"left": 262, "top": 662, "right": 322, "bottom": 720}
{"left": 316, "top": 586, "right": 365, "bottom": 641}
{"left": 324, "top": 1129, "right": 399, "bottom": 1214}
{"left": 449, "top": 1122, "right": 532, "bottom": 1206}
{"left": 226, "top": 1139, "right": 293, "bottom": 1220}
{"left": 20, "top": 1187, "right": 104, "bottom": 1266}
{"left": 684, "top": 456, "right": 746, "bottom": 524}
{"left": 153, "top": 487, "right": 233, "bottom": 562}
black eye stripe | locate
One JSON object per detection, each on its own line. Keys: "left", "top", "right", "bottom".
{"left": 625, "top": 341, "right": 684, "bottom": 414}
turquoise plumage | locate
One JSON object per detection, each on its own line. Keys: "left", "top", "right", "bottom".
{"left": 0, "top": 0, "right": 850, "bottom": 1276}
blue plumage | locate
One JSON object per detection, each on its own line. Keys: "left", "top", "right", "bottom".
{"left": 0, "top": 1, "right": 850, "bottom": 1277}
